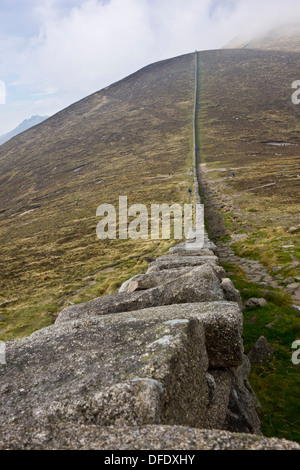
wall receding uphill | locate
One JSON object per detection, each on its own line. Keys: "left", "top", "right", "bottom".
{"left": 0, "top": 54, "right": 299, "bottom": 451}
{"left": 1, "top": 205, "right": 299, "bottom": 450}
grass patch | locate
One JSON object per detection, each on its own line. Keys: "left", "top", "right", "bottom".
{"left": 232, "top": 226, "right": 300, "bottom": 273}
{"left": 222, "top": 262, "right": 300, "bottom": 442}
{"left": 244, "top": 303, "right": 300, "bottom": 443}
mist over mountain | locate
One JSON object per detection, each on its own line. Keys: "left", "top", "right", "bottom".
{"left": 224, "top": 23, "right": 300, "bottom": 51}
{"left": 0, "top": 115, "right": 49, "bottom": 146}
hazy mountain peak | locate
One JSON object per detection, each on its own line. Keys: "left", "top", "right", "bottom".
{"left": 0, "top": 115, "right": 49, "bottom": 146}
{"left": 224, "top": 23, "right": 300, "bottom": 52}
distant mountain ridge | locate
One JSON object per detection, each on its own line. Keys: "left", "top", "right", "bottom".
{"left": 0, "top": 115, "right": 49, "bottom": 146}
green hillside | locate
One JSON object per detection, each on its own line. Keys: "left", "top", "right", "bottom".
{"left": 0, "top": 53, "right": 195, "bottom": 340}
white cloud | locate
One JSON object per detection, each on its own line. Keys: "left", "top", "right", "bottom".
{"left": 0, "top": 81, "right": 6, "bottom": 105}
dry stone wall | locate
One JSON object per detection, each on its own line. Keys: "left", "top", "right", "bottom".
{"left": 1, "top": 229, "right": 300, "bottom": 449}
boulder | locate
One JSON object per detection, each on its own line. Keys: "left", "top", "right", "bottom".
{"left": 286, "top": 283, "right": 299, "bottom": 291}
{"left": 0, "top": 302, "right": 244, "bottom": 435}
{"left": 56, "top": 265, "right": 226, "bottom": 324}
{"left": 291, "top": 288, "right": 300, "bottom": 301}
{"left": 0, "top": 307, "right": 210, "bottom": 429}
{"left": 212, "top": 265, "right": 227, "bottom": 280}
{"left": 220, "top": 278, "right": 244, "bottom": 311}
{"left": 272, "top": 266, "right": 283, "bottom": 273}
{"left": 224, "top": 356, "right": 263, "bottom": 434}
{"left": 247, "top": 336, "right": 275, "bottom": 365}
{"left": 147, "top": 255, "right": 219, "bottom": 273}
{"left": 169, "top": 243, "right": 217, "bottom": 256}
{"left": 119, "top": 267, "right": 193, "bottom": 292}
{"left": 205, "top": 355, "right": 262, "bottom": 436}
{"left": 244, "top": 298, "right": 267, "bottom": 308}
{"left": 283, "top": 277, "right": 295, "bottom": 284}
{"left": 205, "top": 370, "right": 232, "bottom": 429}
{"left": 56, "top": 302, "right": 244, "bottom": 368}
{"left": 291, "top": 305, "right": 300, "bottom": 312}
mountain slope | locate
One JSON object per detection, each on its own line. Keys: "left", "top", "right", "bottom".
{"left": 0, "top": 115, "right": 49, "bottom": 146}
{"left": 0, "top": 53, "right": 195, "bottom": 339}
{"left": 197, "top": 48, "right": 300, "bottom": 230}
{"left": 196, "top": 48, "right": 300, "bottom": 443}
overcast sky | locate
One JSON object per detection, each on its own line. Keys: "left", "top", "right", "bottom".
{"left": 1, "top": 0, "right": 300, "bottom": 134}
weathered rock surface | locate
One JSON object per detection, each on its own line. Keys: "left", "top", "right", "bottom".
{"left": 1, "top": 424, "right": 299, "bottom": 450}
{"left": 119, "top": 267, "right": 194, "bottom": 292}
{"left": 169, "top": 246, "right": 216, "bottom": 257}
{"left": 98, "top": 302, "right": 245, "bottom": 369}
{"left": 223, "top": 356, "right": 263, "bottom": 433}
{"left": 0, "top": 303, "right": 243, "bottom": 427}
{"left": 170, "top": 236, "right": 218, "bottom": 255}
{"left": 1, "top": 230, "right": 293, "bottom": 448}
{"left": 220, "top": 277, "right": 244, "bottom": 311}
{"left": 0, "top": 308, "right": 204, "bottom": 428}
{"left": 119, "top": 265, "right": 227, "bottom": 294}
{"left": 147, "top": 254, "right": 219, "bottom": 272}
{"left": 206, "top": 356, "right": 262, "bottom": 435}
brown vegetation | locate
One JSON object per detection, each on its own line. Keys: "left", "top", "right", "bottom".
{"left": 0, "top": 53, "right": 195, "bottom": 339}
